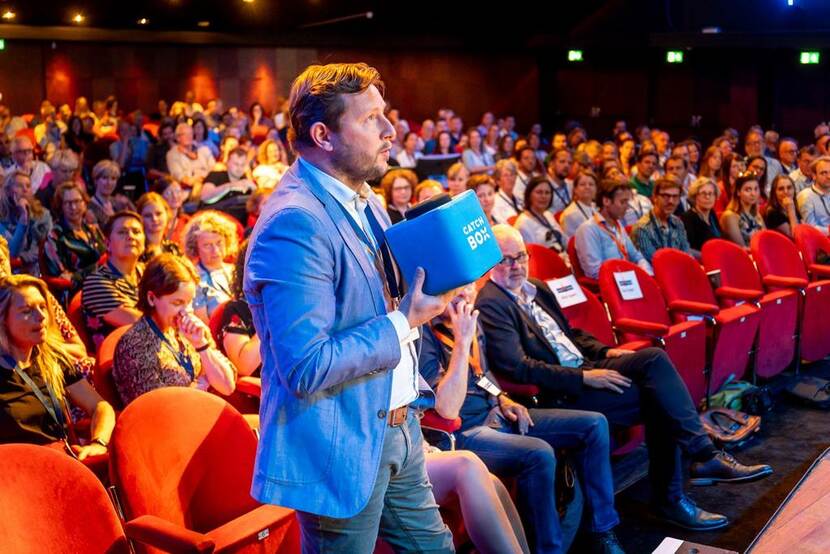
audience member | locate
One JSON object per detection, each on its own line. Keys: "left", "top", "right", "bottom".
{"left": 136, "top": 192, "right": 182, "bottom": 262}
{"left": 796, "top": 156, "right": 830, "bottom": 233}
{"left": 514, "top": 146, "right": 540, "bottom": 202}
{"left": 629, "top": 151, "right": 658, "bottom": 197}
{"left": 86, "top": 160, "right": 135, "bottom": 228}
{"left": 680, "top": 177, "right": 722, "bottom": 252}
{"left": 790, "top": 145, "right": 817, "bottom": 193}
{"left": 492, "top": 159, "right": 522, "bottom": 222}
{"left": 467, "top": 174, "right": 498, "bottom": 225}
{"left": 414, "top": 179, "right": 443, "bottom": 203}
{"left": 10, "top": 136, "right": 51, "bottom": 194}
{"left": 252, "top": 138, "right": 289, "bottom": 189}
{"left": 447, "top": 162, "right": 470, "bottom": 196}
{"left": 157, "top": 176, "right": 190, "bottom": 244}
{"left": 630, "top": 178, "right": 692, "bottom": 262}
{"left": 381, "top": 169, "right": 416, "bottom": 224}
{"left": 763, "top": 174, "right": 801, "bottom": 238}
{"left": 0, "top": 171, "right": 52, "bottom": 276}
{"left": 514, "top": 176, "right": 569, "bottom": 265}
{"left": 215, "top": 239, "right": 261, "bottom": 376}
{"left": 720, "top": 173, "right": 765, "bottom": 247}
{"left": 183, "top": 211, "right": 238, "bottom": 323}
{"left": 462, "top": 128, "right": 495, "bottom": 175}
{"left": 201, "top": 147, "right": 256, "bottom": 223}
{"left": 560, "top": 170, "right": 598, "bottom": 239}
{"left": 166, "top": 122, "right": 216, "bottom": 196}
{"left": 698, "top": 146, "right": 723, "bottom": 180}
{"left": 545, "top": 149, "right": 574, "bottom": 214}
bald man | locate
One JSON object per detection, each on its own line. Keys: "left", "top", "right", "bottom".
{"left": 475, "top": 225, "right": 772, "bottom": 532}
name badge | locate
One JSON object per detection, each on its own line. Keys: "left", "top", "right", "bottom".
{"left": 476, "top": 375, "right": 503, "bottom": 397}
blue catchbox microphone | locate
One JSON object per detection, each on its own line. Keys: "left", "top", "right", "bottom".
{"left": 384, "top": 190, "right": 502, "bottom": 295}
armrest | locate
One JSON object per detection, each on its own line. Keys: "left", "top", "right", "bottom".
{"left": 125, "top": 515, "right": 215, "bottom": 553}
{"left": 420, "top": 410, "right": 462, "bottom": 433}
{"left": 809, "top": 264, "right": 830, "bottom": 278}
{"left": 614, "top": 317, "right": 670, "bottom": 337}
{"left": 762, "top": 274, "right": 808, "bottom": 289}
{"left": 715, "top": 286, "right": 763, "bottom": 302}
{"left": 667, "top": 299, "right": 719, "bottom": 315}
{"left": 235, "top": 376, "right": 261, "bottom": 397}
{"left": 577, "top": 276, "right": 600, "bottom": 291}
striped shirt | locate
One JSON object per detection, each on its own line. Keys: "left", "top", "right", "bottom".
{"left": 81, "top": 262, "right": 143, "bottom": 348}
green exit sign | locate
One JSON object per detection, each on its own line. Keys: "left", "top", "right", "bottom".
{"left": 0, "top": 39, "right": 5, "bottom": 51}
{"left": 800, "top": 51, "right": 820, "bottom": 64}
{"left": 666, "top": 50, "right": 684, "bottom": 63}
{"left": 568, "top": 50, "right": 583, "bottom": 62}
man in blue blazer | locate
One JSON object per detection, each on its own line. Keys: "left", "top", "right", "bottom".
{"left": 245, "top": 63, "right": 455, "bottom": 552}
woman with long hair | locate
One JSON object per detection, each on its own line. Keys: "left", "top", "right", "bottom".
{"left": 763, "top": 174, "right": 801, "bottom": 238}
{"left": 252, "top": 138, "right": 289, "bottom": 189}
{"left": 715, "top": 153, "right": 745, "bottom": 215}
{"left": 136, "top": 192, "right": 183, "bottom": 262}
{"left": 698, "top": 145, "right": 723, "bottom": 180}
{"left": 720, "top": 173, "right": 766, "bottom": 247}
{"left": 0, "top": 171, "right": 52, "bottom": 276}
{"left": 513, "top": 176, "right": 570, "bottom": 267}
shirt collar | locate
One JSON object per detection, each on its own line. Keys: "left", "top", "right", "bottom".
{"left": 495, "top": 277, "right": 537, "bottom": 305}
{"left": 299, "top": 157, "right": 371, "bottom": 207}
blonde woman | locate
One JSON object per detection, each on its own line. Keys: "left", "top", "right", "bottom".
{"left": 252, "top": 138, "right": 289, "bottom": 189}
{"left": 0, "top": 171, "right": 52, "bottom": 276}
{"left": 86, "top": 160, "right": 135, "bottom": 227}
{"left": 183, "top": 210, "right": 239, "bottom": 323}
{"left": 0, "top": 275, "right": 115, "bottom": 458}
{"left": 135, "top": 192, "right": 182, "bottom": 263}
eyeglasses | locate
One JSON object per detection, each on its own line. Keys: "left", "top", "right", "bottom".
{"left": 657, "top": 193, "right": 681, "bottom": 201}
{"left": 697, "top": 190, "right": 716, "bottom": 198}
{"left": 498, "top": 252, "right": 530, "bottom": 266}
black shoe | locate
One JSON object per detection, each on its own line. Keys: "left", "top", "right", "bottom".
{"left": 589, "top": 530, "right": 626, "bottom": 554}
{"left": 689, "top": 450, "right": 773, "bottom": 486}
{"left": 655, "top": 495, "right": 729, "bottom": 531}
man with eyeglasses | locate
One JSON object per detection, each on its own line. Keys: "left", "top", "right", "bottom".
{"left": 477, "top": 224, "right": 772, "bottom": 532}
{"left": 10, "top": 136, "right": 51, "bottom": 194}
{"left": 630, "top": 178, "right": 692, "bottom": 263}
{"left": 796, "top": 155, "right": 830, "bottom": 233}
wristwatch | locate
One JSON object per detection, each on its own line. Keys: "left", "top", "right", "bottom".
{"left": 91, "top": 437, "right": 109, "bottom": 448}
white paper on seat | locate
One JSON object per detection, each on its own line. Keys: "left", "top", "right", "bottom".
{"left": 614, "top": 270, "right": 643, "bottom": 300}
{"left": 546, "top": 275, "right": 587, "bottom": 308}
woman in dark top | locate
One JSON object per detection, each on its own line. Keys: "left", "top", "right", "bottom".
{"left": 763, "top": 174, "right": 801, "bottom": 239}
{"left": 0, "top": 275, "right": 114, "bottom": 458}
{"left": 43, "top": 181, "right": 106, "bottom": 293}
{"left": 681, "top": 177, "right": 722, "bottom": 253}
{"left": 216, "top": 239, "right": 260, "bottom": 377}
{"left": 381, "top": 168, "right": 417, "bottom": 225}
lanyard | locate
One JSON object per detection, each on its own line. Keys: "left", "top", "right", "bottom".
{"left": 499, "top": 191, "right": 520, "bottom": 212}
{"left": 812, "top": 187, "right": 830, "bottom": 219}
{"left": 552, "top": 182, "right": 571, "bottom": 207}
{"left": 529, "top": 210, "right": 565, "bottom": 251}
{"left": 432, "top": 328, "right": 484, "bottom": 379}
{"left": 199, "top": 262, "right": 231, "bottom": 298}
{"left": 593, "top": 213, "right": 629, "bottom": 260}
{"left": 575, "top": 201, "right": 592, "bottom": 221}
{"left": 2, "top": 354, "right": 67, "bottom": 439}
{"left": 629, "top": 197, "right": 645, "bottom": 220}
{"left": 144, "top": 317, "right": 195, "bottom": 381}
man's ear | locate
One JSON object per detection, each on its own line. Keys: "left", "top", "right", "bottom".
{"left": 309, "top": 122, "right": 334, "bottom": 152}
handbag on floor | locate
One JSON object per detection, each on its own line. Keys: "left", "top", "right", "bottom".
{"left": 700, "top": 408, "right": 761, "bottom": 447}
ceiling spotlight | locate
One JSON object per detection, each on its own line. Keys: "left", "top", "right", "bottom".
{"left": 2, "top": 9, "right": 16, "bottom": 20}
{"left": 197, "top": 20, "right": 210, "bottom": 28}
{"left": 137, "top": 17, "right": 149, "bottom": 25}
{"left": 243, "top": 0, "right": 255, "bottom": 3}
{"left": 72, "top": 13, "right": 85, "bottom": 24}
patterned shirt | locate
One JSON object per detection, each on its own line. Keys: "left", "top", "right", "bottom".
{"left": 42, "top": 219, "right": 106, "bottom": 291}
{"left": 630, "top": 212, "right": 692, "bottom": 262}
{"left": 81, "top": 262, "right": 143, "bottom": 349}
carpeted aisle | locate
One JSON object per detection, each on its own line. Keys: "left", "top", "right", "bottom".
{"left": 613, "top": 362, "right": 830, "bottom": 553}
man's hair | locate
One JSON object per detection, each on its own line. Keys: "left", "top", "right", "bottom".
{"left": 637, "top": 150, "right": 658, "bottom": 163}
{"left": 288, "top": 63, "right": 385, "bottom": 151}
{"left": 810, "top": 155, "right": 830, "bottom": 173}
{"left": 653, "top": 178, "right": 682, "bottom": 197}
{"left": 597, "top": 178, "right": 630, "bottom": 204}
{"left": 103, "top": 210, "right": 143, "bottom": 238}
{"left": 799, "top": 145, "right": 818, "bottom": 159}
{"left": 666, "top": 154, "right": 688, "bottom": 169}
{"left": 228, "top": 146, "right": 247, "bottom": 160}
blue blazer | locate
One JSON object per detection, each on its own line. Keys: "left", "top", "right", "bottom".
{"left": 244, "top": 160, "right": 402, "bottom": 518}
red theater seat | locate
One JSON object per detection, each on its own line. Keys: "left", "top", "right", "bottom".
{"left": 527, "top": 243, "right": 571, "bottom": 281}
{"left": 68, "top": 290, "right": 93, "bottom": 354}
{"left": 702, "top": 239, "right": 798, "bottom": 379}
{"left": 109, "top": 387, "right": 300, "bottom": 554}
{"left": 94, "top": 325, "right": 131, "bottom": 410}
{"left": 567, "top": 236, "right": 600, "bottom": 294}
{"left": 751, "top": 230, "right": 830, "bottom": 362}
{"left": 599, "top": 259, "right": 708, "bottom": 405}
{"left": 654, "top": 248, "right": 760, "bottom": 396}
{"left": 793, "top": 223, "right": 830, "bottom": 280}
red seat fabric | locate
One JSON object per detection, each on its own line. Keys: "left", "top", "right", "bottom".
{"left": 654, "top": 248, "right": 761, "bottom": 394}
{"left": 751, "top": 230, "right": 830, "bottom": 362}
{"left": 599, "top": 259, "right": 708, "bottom": 405}
{"left": 794, "top": 223, "right": 830, "bottom": 280}
{"left": 0, "top": 444, "right": 130, "bottom": 554}
{"left": 701, "top": 239, "right": 798, "bottom": 378}
{"left": 527, "top": 243, "right": 571, "bottom": 282}
{"left": 209, "top": 300, "right": 229, "bottom": 346}
{"left": 94, "top": 325, "right": 131, "bottom": 410}
{"left": 567, "top": 236, "right": 600, "bottom": 293}
{"left": 68, "top": 290, "right": 93, "bottom": 354}
{"left": 109, "top": 387, "right": 300, "bottom": 554}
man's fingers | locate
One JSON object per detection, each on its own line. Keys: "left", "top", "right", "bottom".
{"left": 410, "top": 267, "right": 426, "bottom": 293}
{"left": 605, "top": 382, "right": 624, "bottom": 394}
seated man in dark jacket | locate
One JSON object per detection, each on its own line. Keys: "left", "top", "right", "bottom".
{"left": 475, "top": 224, "right": 772, "bottom": 531}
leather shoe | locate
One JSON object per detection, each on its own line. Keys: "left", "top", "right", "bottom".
{"left": 690, "top": 450, "right": 773, "bottom": 486}
{"left": 655, "top": 495, "right": 729, "bottom": 531}
{"left": 589, "top": 530, "right": 626, "bottom": 554}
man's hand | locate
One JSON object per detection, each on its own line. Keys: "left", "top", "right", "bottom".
{"left": 499, "top": 395, "right": 534, "bottom": 435}
{"left": 605, "top": 348, "right": 635, "bottom": 359}
{"left": 399, "top": 267, "right": 456, "bottom": 328}
{"left": 583, "top": 369, "right": 632, "bottom": 394}
{"left": 447, "top": 299, "right": 478, "bottom": 348}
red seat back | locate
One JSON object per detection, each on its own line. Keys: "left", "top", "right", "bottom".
{"left": 751, "top": 230, "right": 809, "bottom": 281}
{"left": 0, "top": 444, "right": 129, "bottom": 553}
{"left": 208, "top": 300, "right": 228, "bottom": 346}
{"left": 527, "top": 243, "right": 571, "bottom": 282}
{"left": 653, "top": 248, "right": 717, "bottom": 307}
{"left": 507, "top": 214, "right": 518, "bottom": 226}
{"left": 701, "top": 239, "right": 763, "bottom": 295}
{"left": 110, "top": 388, "right": 261, "bottom": 535}
{"left": 598, "top": 259, "right": 671, "bottom": 328}
{"left": 793, "top": 223, "right": 830, "bottom": 268}
{"left": 94, "top": 325, "right": 131, "bottom": 409}
{"left": 68, "top": 290, "right": 93, "bottom": 352}
{"left": 560, "top": 286, "right": 616, "bottom": 345}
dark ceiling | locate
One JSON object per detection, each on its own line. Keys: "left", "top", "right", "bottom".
{"left": 0, "top": 0, "right": 828, "bottom": 49}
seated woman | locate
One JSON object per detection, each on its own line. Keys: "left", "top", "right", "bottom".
{"left": 86, "top": 160, "right": 135, "bottom": 228}
{"left": 447, "top": 162, "right": 471, "bottom": 197}
{"left": 763, "top": 174, "right": 801, "bottom": 238}
{"left": 0, "top": 274, "right": 115, "bottom": 460}
{"left": 560, "top": 170, "right": 598, "bottom": 239}
{"left": 183, "top": 210, "right": 238, "bottom": 323}
{"left": 720, "top": 173, "right": 766, "bottom": 248}
{"left": 136, "top": 192, "right": 183, "bottom": 263}
{"left": 252, "top": 138, "right": 289, "bottom": 189}
{"left": 0, "top": 171, "right": 52, "bottom": 276}
{"left": 43, "top": 181, "right": 105, "bottom": 293}
{"left": 382, "top": 168, "right": 417, "bottom": 224}
{"left": 681, "top": 177, "right": 722, "bottom": 253}
{"left": 467, "top": 174, "right": 499, "bottom": 225}
{"left": 216, "top": 239, "right": 260, "bottom": 377}
{"left": 157, "top": 176, "right": 190, "bottom": 245}
{"left": 462, "top": 128, "right": 495, "bottom": 175}
{"left": 112, "top": 253, "right": 236, "bottom": 406}
{"left": 513, "top": 176, "right": 570, "bottom": 267}
{"left": 414, "top": 179, "right": 444, "bottom": 203}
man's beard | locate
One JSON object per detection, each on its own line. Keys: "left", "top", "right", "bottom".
{"left": 332, "top": 145, "right": 386, "bottom": 184}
